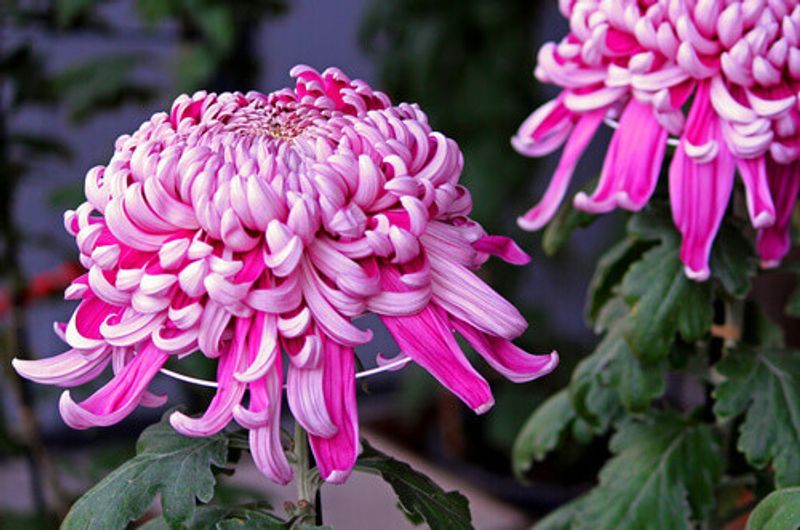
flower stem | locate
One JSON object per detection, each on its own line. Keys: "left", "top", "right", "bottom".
{"left": 293, "top": 422, "right": 321, "bottom": 525}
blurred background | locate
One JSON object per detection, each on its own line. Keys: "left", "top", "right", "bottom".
{"left": 0, "top": 1, "right": 630, "bottom": 528}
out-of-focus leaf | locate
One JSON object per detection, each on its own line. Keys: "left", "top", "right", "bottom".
{"left": 571, "top": 299, "right": 664, "bottom": 423}
{"left": 9, "top": 133, "right": 72, "bottom": 161}
{"left": 541, "top": 192, "right": 595, "bottom": 257}
{"left": 710, "top": 221, "right": 757, "bottom": 299}
{"left": 714, "top": 347, "right": 800, "bottom": 487}
{"left": 355, "top": 440, "right": 472, "bottom": 530}
{"left": 62, "top": 414, "right": 229, "bottom": 529}
{"left": 55, "top": 0, "right": 107, "bottom": 27}
{"left": 512, "top": 390, "right": 576, "bottom": 479}
{"left": 746, "top": 488, "right": 800, "bottom": 530}
{"left": 584, "top": 237, "right": 647, "bottom": 329}
{"left": 53, "top": 54, "right": 155, "bottom": 122}
{"left": 576, "top": 412, "right": 722, "bottom": 530}
{"left": 532, "top": 495, "right": 589, "bottom": 530}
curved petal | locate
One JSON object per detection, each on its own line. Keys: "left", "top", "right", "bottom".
{"left": 757, "top": 158, "right": 800, "bottom": 267}
{"left": 574, "top": 99, "right": 668, "bottom": 213}
{"left": 59, "top": 342, "right": 168, "bottom": 429}
{"left": 517, "top": 107, "right": 607, "bottom": 231}
{"left": 13, "top": 347, "right": 111, "bottom": 387}
{"left": 669, "top": 81, "right": 736, "bottom": 281}
{"left": 309, "top": 339, "right": 359, "bottom": 484}
{"left": 170, "top": 318, "right": 249, "bottom": 436}
{"left": 382, "top": 304, "right": 494, "bottom": 414}
{"left": 452, "top": 318, "right": 559, "bottom": 383}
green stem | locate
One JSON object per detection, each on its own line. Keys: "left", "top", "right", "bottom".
{"left": 293, "top": 422, "right": 321, "bottom": 525}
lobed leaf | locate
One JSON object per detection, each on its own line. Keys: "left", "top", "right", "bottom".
{"left": 714, "top": 347, "right": 800, "bottom": 487}
{"left": 62, "top": 414, "right": 229, "bottom": 530}
{"left": 746, "top": 488, "right": 800, "bottom": 530}
{"left": 355, "top": 440, "right": 472, "bottom": 530}
{"left": 575, "top": 412, "right": 722, "bottom": 530}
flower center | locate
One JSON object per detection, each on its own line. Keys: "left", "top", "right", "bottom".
{"left": 228, "top": 100, "right": 322, "bottom": 141}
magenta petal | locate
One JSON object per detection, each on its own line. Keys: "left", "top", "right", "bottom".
{"left": 471, "top": 236, "right": 531, "bottom": 265}
{"left": 757, "top": 158, "right": 800, "bottom": 267}
{"left": 170, "top": 319, "right": 249, "bottom": 436}
{"left": 574, "top": 99, "right": 667, "bottom": 213}
{"left": 382, "top": 305, "right": 494, "bottom": 414}
{"left": 737, "top": 157, "right": 777, "bottom": 229}
{"left": 452, "top": 318, "right": 559, "bottom": 383}
{"left": 669, "top": 82, "right": 736, "bottom": 281}
{"left": 59, "top": 342, "right": 168, "bottom": 429}
{"left": 517, "top": 107, "right": 606, "bottom": 231}
{"left": 234, "top": 363, "right": 293, "bottom": 484}
{"left": 309, "top": 339, "right": 359, "bottom": 484}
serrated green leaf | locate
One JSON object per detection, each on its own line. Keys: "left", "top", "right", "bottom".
{"left": 512, "top": 390, "right": 576, "bottom": 479}
{"left": 355, "top": 440, "right": 472, "bottom": 530}
{"left": 585, "top": 237, "right": 647, "bottom": 329}
{"left": 622, "top": 239, "right": 713, "bottom": 361}
{"left": 216, "top": 511, "right": 289, "bottom": 529}
{"left": 62, "top": 414, "right": 229, "bottom": 530}
{"left": 714, "top": 347, "right": 800, "bottom": 487}
{"left": 746, "top": 488, "right": 800, "bottom": 530}
{"left": 710, "top": 221, "right": 757, "bottom": 299}
{"left": 142, "top": 505, "right": 289, "bottom": 530}
{"left": 576, "top": 412, "right": 722, "bottom": 530}
{"left": 571, "top": 299, "right": 664, "bottom": 424}
{"left": 532, "top": 494, "right": 589, "bottom": 530}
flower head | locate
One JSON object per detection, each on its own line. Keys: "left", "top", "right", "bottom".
{"left": 14, "top": 66, "right": 557, "bottom": 484}
{"left": 513, "top": 0, "right": 800, "bottom": 279}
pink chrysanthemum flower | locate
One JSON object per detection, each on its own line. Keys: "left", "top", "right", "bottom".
{"left": 13, "top": 66, "right": 557, "bottom": 484}
{"left": 513, "top": 0, "right": 800, "bottom": 279}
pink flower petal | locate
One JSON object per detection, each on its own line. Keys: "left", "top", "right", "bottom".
{"left": 382, "top": 305, "right": 494, "bottom": 414}
{"left": 309, "top": 338, "right": 359, "bottom": 484}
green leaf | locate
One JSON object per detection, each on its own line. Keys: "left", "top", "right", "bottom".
{"left": 747, "top": 488, "right": 800, "bottom": 530}
{"left": 216, "top": 511, "right": 289, "bottom": 529}
{"left": 541, "top": 181, "right": 596, "bottom": 256}
{"left": 512, "top": 390, "right": 576, "bottom": 479}
{"left": 62, "top": 414, "right": 229, "bottom": 529}
{"left": 710, "top": 220, "right": 757, "bottom": 299}
{"left": 714, "top": 347, "right": 800, "bottom": 487}
{"left": 585, "top": 237, "right": 647, "bottom": 329}
{"left": 571, "top": 299, "right": 664, "bottom": 424}
{"left": 355, "top": 440, "right": 472, "bottom": 530}
{"left": 626, "top": 202, "right": 677, "bottom": 242}
{"left": 576, "top": 412, "right": 722, "bottom": 530}
{"left": 622, "top": 238, "right": 713, "bottom": 361}
{"left": 532, "top": 495, "right": 589, "bottom": 530}
{"left": 142, "top": 504, "right": 288, "bottom": 530}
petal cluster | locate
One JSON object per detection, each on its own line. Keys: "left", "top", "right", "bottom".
{"left": 514, "top": 0, "right": 800, "bottom": 279}
{"left": 14, "top": 66, "right": 557, "bottom": 484}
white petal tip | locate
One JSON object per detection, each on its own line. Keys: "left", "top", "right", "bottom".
{"left": 517, "top": 215, "right": 546, "bottom": 232}
{"left": 474, "top": 398, "right": 495, "bottom": 415}
{"left": 323, "top": 469, "right": 352, "bottom": 484}
{"left": 684, "top": 266, "right": 711, "bottom": 282}
{"left": 760, "top": 259, "right": 781, "bottom": 269}
{"left": 752, "top": 211, "right": 776, "bottom": 229}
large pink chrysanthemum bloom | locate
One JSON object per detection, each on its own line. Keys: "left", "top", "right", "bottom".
{"left": 13, "top": 66, "right": 557, "bottom": 484}
{"left": 513, "top": 0, "right": 800, "bottom": 280}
